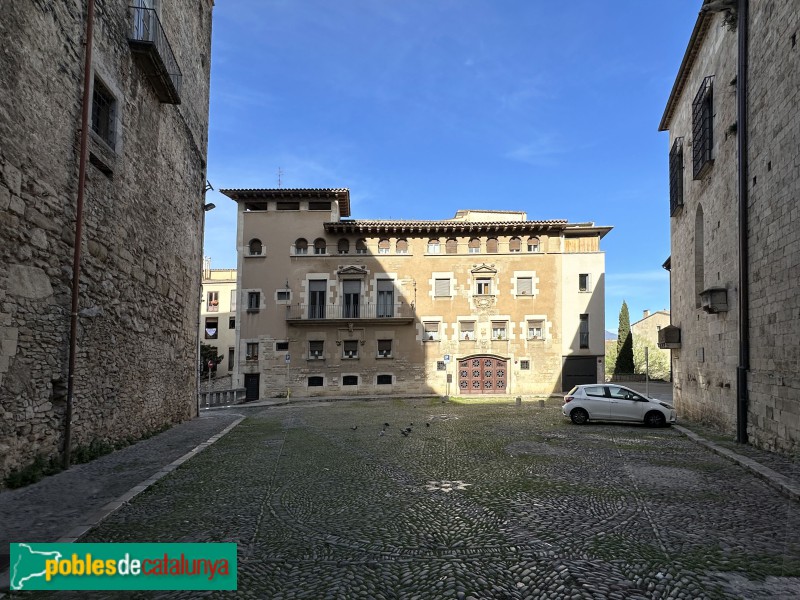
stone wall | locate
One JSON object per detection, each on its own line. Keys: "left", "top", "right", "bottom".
{"left": 745, "top": 1, "right": 800, "bottom": 453}
{"left": 0, "top": 1, "right": 213, "bottom": 478}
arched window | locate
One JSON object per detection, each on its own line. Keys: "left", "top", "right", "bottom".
{"left": 445, "top": 238, "right": 458, "bottom": 254}
{"left": 509, "top": 237, "right": 521, "bottom": 252}
{"left": 695, "top": 204, "right": 704, "bottom": 307}
{"left": 468, "top": 238, "right": 481, "bottom": 254}
{"left": 313, "top": 238, "right": 327, "bottom": 255}
{"left": 378, "top": 238, "right": 390, "bottom": 254}
{"left": 527, "top": 236, "right": 540, "bottom": 252}
{"left": 356, "top": 238, "right": 368, "bottom": 254}
{"left": 295, "top": 238, "right": 308, "bottom": 255}
{"left": 337, "top": 238, "right": 350, "bottom": 254}
{"left": 396, "top": 239, "right": 408, "bottom": 254}
{"left": 248, "top": 238, "right": 263, "bottom": 256}
{"left": 427, "top": 239, "right": 440, "bottom": 254}
{"left": 486, "top": 237, "right": 498, "bottom": 253}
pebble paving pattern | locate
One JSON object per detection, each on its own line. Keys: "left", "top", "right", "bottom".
{"left": 45, "top": 400, "right": 800, "bottom": 599}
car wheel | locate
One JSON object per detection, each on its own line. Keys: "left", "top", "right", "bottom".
{"left": 570, "top": 408, "right": 589, "bottom": 425}
{"left": 644, "top": 411, "right": 666, "bottom": 428}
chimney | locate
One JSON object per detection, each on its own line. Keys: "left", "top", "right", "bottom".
{"left": 643, "top": 310, "right": 650, "bottom": 318}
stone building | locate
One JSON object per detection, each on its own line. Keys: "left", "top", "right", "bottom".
{"left": 222, "top": 188, "right": 611, "bottom": 400}
{"left": 659, "top": 0, "right": 799, "bottom": 452}
{"left": 0, "top": 1, "right": 214, "bottom": 478}
{"left": 200, "top": 260, "right": 237, "bottom": 378}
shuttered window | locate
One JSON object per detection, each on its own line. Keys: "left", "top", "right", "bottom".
{"left": 517, "top": 277, "right": 533, "bottom": 295}
{"left": 434, "top": 278, "right": 450, "bottom": 297}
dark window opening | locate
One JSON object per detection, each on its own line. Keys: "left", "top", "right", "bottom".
{"left": 579, "top": 314, "right": 589, "bottom": 349}
{"left": 309, "top": 340, "right": 324, "bottom": 358}
{"left": 275, "top": 341, "right": 289, "bottom": 351}
{"left": 247, "top": 292, "right": 260, "bottom": 310}
{"left": 377, "top": 374, "right": 392, "bottom": 385}
{"left": 248, "top": 239, "right": 263, "bottom": 255}
{"left": 277, "top": 201, "right": 300, "bottom": 210}
{"left": 308, "top": 376, "right": 324, "bottom": 387}
{"left": 309, "top": 201, "right": 331, "bottom": 211}
{"left": 378, "top": 339, "right": 392, "bottom": 357}
{"left": 229, "top": 316, "right": 235, "bottom": 329}
{"left": 91, "top": 78, "right": 116, "bottom": 149}
{"left": 520, "top": 360, "right": 530, "bottom": 370}
{"left": 669, "top": 138, "right": 684, "bottom": 214}
{"left": 204, "top": 317, "right": 218, "bottom": 339}
{"left": 692, "top": 76, "right": 714, "bottom": 179}
{"left": 343, "top": 375, "right": 358, "bottom": 386}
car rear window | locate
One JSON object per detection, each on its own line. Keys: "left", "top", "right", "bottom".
{"left": 584, "top": 386, "right": 605, "bottom": 397}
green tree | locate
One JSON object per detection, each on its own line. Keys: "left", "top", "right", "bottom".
{"left": 604, "top": 341, "right": 618, "bottom": 381}
{"left": 633, "top": 337, "right": 671, "bottom": 381}
{"left": 200, "top": 343, "right": 223, "bottom": 377}
{"left": 615, "top": 300, "right": 635, "bottom": 374}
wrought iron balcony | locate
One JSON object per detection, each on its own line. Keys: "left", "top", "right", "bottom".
{"left": 128, "top": 4, "right": 182, "bottom": 104}
{"left": 286, "top": 303, "right": 415, "bottom": 324}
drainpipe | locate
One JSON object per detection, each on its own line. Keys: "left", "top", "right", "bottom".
{"left": 63, "top": 0, "right": 95, "bottom": 469}
{"left": 736, "top": 0, "right": 750, "bottom": 444}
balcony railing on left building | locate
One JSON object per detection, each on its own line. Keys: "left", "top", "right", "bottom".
{"left": 127, "top": 3, "right": 182, "bottom": 104}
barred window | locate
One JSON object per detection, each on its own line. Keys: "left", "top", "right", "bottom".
{"left": 692, "top": 76, "right": 714, "bottom": 179}
{"left": 669, "top": 138, "right": 684, "bottom": 215}
{"left": 91, "top": 78, "right": 116, "bottom": 149}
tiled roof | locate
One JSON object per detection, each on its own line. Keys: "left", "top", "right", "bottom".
{"left": 220, "top": 188, "right": 351, "bottom": 216}
{"left": 324, "top": 219, "right": 611, "bottom": 237}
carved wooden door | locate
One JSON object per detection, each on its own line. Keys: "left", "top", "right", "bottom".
{"left": 458, "top": 357, "right": 507, "bottom": 394}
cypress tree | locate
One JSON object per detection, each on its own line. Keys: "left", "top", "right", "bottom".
{"left": 615, "top": 300, "right": 635, "bottom": 374}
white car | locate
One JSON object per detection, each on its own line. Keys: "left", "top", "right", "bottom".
{"left": 562, "top": 384, "right": 677, "bottom": 427}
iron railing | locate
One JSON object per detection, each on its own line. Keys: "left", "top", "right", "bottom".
{"left": 286, "top": 303, "right": 414, "bottom": 320}
{"left": 128, "top": 4, "right": 182, "bottom": 103}
{"left": 692, "top": 75, "right": 714, "bottom": 179}
{"left": 669, "top": 138, "right": 684, "bottom": 215}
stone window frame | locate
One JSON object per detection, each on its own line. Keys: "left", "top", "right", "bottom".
{"left": 376, "top": 373, "right": 393, "bottom": 385}
{"left": 247, "top": 238, "right": 264, "bottom": 257}
{"left": 459, "top": 320, "right": 475, "bottom": 341}
{"left": 692, "top": 75, "right": 714, "bottom": 179}
{"left": 377, "top": 339, "right": 393, "bottom": 358}
{"left": 524, "top": 314, "right": 549, "bottom": 341}
{"left": 246, "top": 291, "right": 261, "bottom": 312}
{"left": 342, "top": 339, "right": 359, "bottom": 359}
{"left": 275, "top": 289, "right": 291, "bottom": 304}
{"left": 91, "top": 75, "right": 118, "bottom": 150}
{"left": 423, "top": 320, "right": 441, "bottom": 342}
{"left": 342, "top": 374, "right": 359, "bottom": 386}
{"left": 307, "top": 375, "right": 325, "bottom": 387}
{"left": 520, "top": 360, "right": 531, "bottom": 370}
{"left": 491, "top": 320, "right": 507, "bottom": 341}
{"left": 245, "top": 342, "right": 259, "bottom": 361}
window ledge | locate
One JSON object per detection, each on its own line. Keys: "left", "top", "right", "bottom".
{"left": 245, "top": 254, "right": 266, "bottom": 258}
{"left": 246, "top": 308, "right": 261, "bottom": 313}
{"left": 376, "top": 355, "right": 393, "bottom": 359}
{"left": 423, "top": 339, "right": 441, "bottom": 343}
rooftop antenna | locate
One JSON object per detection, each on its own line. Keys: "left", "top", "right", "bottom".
{"left": 277, "top": 167, "right": 283, "bottom": 188}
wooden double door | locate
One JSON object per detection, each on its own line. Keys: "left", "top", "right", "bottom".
{"left": 458, "top": 356, "right": 507, "bottom": 394}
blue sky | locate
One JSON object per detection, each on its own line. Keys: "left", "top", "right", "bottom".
{"left": 203, "top": 0, "right": 698, "bottom": 331}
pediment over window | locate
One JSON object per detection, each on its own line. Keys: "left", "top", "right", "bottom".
{"left": 470, "top": 263, "right": 497, "bottom": 274}
{"left": 336, "top": 265, "right": 369, "bottom": 277}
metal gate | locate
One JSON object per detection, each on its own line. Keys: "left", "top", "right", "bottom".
{"left": 458, "top": 356, "right": 507, "bottom": 394}
{"left": 561, "top": 356, "right": 597, "bottom": 392}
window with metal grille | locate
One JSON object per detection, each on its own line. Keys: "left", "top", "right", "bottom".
{"left": 460, "top": 321, "right": 474, "bottom": 340}
{"left": 692, "top": 76, "right": 714, "bottom": 179}
{"left": 491, "top": 321, "right": 507, "bottom": 340}
{"left": 343, "top": 375, "right": 358, "bottom": 386}
{"left": 308, "top": 376, "right": 324, "bottom": 387}
{"left": 247, "top": 292, "right": 260, "bottom": 310}
{"left": 445, "top": 238, "right": 458, "bottom": 254}
{"left": 434, "top": 278, "right": 450, "bottom": 297}
{"left": 509, "top": 237, "right": 521, "bottom": 252}
{"left": 378, "top": 339, "right": 392, "bottom": 357}
{"left": 309, "top": 340, "right": 324, "bottom": 358}
{"left": 378, "top": 239, "right": 390, "bottom": 254}
{"left": 669, "top": 138, "right": 684, "bottom": 215}
{"left": 396, "top": 239, "right": 409, "bottom": 254}
{"left": 424, "top": 322, "right": 440, "bottom": 341}
{"left": 275, "top": 341, "right": 289, "bottom": 351}
{"left": 517, "top": 277, "right": 533, "bottom": 296}
{"left": 343, "top": 340, "right": 358, "bottom": 359}
{"left": 520, "top": 360, "right": 530, "bottom": 370}
{"left": 91, "top": 78, "right": 116, "bottom": 149}
{"left": 437, "top": 361, "right": 446, "bottom": 371}
{"left": 486, "top": 237, "right": 498, "bottom": 253}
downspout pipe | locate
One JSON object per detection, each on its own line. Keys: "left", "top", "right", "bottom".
{"left": 64, "top": 0, "right": 95, "bottom": 469}
{"left": 736, "top": 0, "right": 750, "bottom": 444}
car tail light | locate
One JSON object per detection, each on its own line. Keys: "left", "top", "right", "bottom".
{"left": 564, "top": 396, "right": 574, "bottom": 403}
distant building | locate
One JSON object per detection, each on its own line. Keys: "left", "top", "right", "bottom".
{"left": 631, "top": 310, "right": 671, "bottom": 348}
{"left": 222, "top": 188, "right": 612, "bottom": 400}
{"left": 0, "top": 1, "right": 214, "bottom": 477}
{"left": 200, "top": 260, "right": 237, "bottom": 378}
{"left": 659, "top": 1, "right": 799, "bottom": 452}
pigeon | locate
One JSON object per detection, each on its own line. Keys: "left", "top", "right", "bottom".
{"left": 426, "top": 423, "right": 430, "bottom": 427}
{"left": 400, "top": 430, "right": 409, "bottom": 437}
{"left": 378, "top": 430, "right": 385, "bottom": 437}
{"left": 384, "top": 422, "right": 390, "bottom": 427}
{"left": 351, "top": 425, "right": 358, "bottom": 430}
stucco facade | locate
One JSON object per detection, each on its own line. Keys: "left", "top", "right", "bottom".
{"left": 0, "top": 1, "right": 213, "bottom": 478}
{"left": 223, "top": 189, "right": 611, "bottom": 400}
{"left": 200, "top": 263, "right": 237, "bottom": 378}
{"left": 661, "top": 1, "right": 800, "bottom": 452}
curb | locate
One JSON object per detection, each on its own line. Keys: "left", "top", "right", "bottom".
{"left": 674, "top": 424, "right": 800, "bottom": 503}
{"left": 0, "top": 416, "right": 245, "bottom": 593}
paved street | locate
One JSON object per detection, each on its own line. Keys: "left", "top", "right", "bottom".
{"left": 29, "top": 397, "right": 800, "bottom": 599}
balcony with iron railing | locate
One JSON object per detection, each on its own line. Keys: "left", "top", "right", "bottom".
{"left": 286, "top": 303, "right": 415, "bottom": 325}
{"left": 127, "top": 4, "right": 182, "bottom": 104}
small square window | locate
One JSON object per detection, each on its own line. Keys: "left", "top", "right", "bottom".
{"left": 277, "top": 290, "right": 291, "bottom": 302}
{"left": 517, "top": 277, "right": 533, "bottom": 296}
{"left": 343, "top": 340, "right": 358, "bottom": 359}
{"left": 434, "top": 278, "right": 450, "bottom": 297}
{"left": 528, "top": 321, "right": 544, "bottom": 340}
{"left": 228, "top": 316, "right": 235, "bottom": 329}
{"left": 460, "top": 321, "right": 475, "bottom": 341}
{"left": 520, "top": 360, "right": 530, "bottom": 370}
{"left": 275, "top": 341, "right": 289, "bottom": 351}
{"left": 491, "top": 321, "right": 507, "bottom": 340}
{"left": 309, "top": 340, "right": 324, "bottom": 358}
{"left": 437, "top": 361, "right": 446, "bottom": 371}
{"left": 476, "top": 278, "right": 492, "bottom": 295}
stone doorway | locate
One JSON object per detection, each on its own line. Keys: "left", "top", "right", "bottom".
{"left": 458, "top": 356, "right": 507, "bottom": 394}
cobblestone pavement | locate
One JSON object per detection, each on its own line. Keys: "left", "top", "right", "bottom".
{"left": 9, "top": 399, "right": 800, "bottom": 599}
